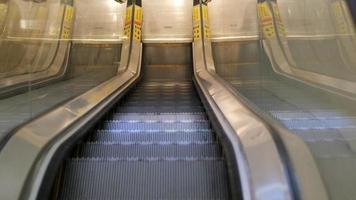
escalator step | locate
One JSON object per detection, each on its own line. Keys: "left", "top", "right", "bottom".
{"left": 135, "top": 86, "right": 194, "bottom": 90}
{"left": 295, "top": 129, "right": 348, "bottom": 142}
{"left": 281, "top": 118, "right": 356, "bottom": 130}
{"left": 127, "top": 93, "right": 197, "bottom": 98}
{"left": 95, "top": 129, "right": 213, "bottom": 134}
{"left": 59, "top": 160, "right": 230, "bottom": 200}
{"left": 121, "top": 100, "right": 202, "bottom": 107}
{"left": 91, "top": 131, "right": 215, "bottom": 142}
{"left": 111, "top": 112, "right": 207, "bottom": 121}
{"left": 77, "top": 143, "right": 222, "bottom": 158}
{"left": 117, "top": 106, "right": 204, "bottom": 113}
{"left": 56, "top": 80, "right": 232, "bottom": 199}
{"left": 125, "top": 94, "right": 196, "bottom": 99}
{"left": 132, "top": 90, "right": 195, "bottom": 94}
{"left": 270, "top": 110, "right": 356, "bottom": 120}
{"left": 102, "top": 121, "right": 210, "bottom": 131}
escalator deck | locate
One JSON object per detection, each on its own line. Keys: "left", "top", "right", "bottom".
{"left": 57, "top": 81, "right": 231, "bottom": 199}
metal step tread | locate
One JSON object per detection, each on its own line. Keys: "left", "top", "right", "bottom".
{"left": 123, "top": 97, "right": 199, "bottom": 102}
{"left": 95, "top": 129, "right": 213, "bottom": 134}
{"left": 103, "top": 121, "right": 210, "bottom": 131}
{"left": 111, "top": 112, "right": 207, "bottom": 121}
{"left": 117, "top": 106, "right": 204, "bottom": 113}
{"left": 57, "top": 81, "right": 231, "bottom": 199}
{"left": 90, "top": 131, "right": 215, "bottom": 142}
{"left": 77, "top": 143, "right": 222, "bottom": 158}
{"left": 59, "top": 160, "right": 230, "bottom": 200}
{"left": 127, "top": 92, "right": 198, "bottom": 97}
{"left": 281, "top": 118, "right": 356, "bottom": 130}
{"left": 120, "top": 101, "right": 202, "bottom": 107}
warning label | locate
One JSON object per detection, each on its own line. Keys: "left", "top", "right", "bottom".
{"left": 202, "top": 5, "right": 210, "bottom": 39}
{"left": 193, "top": 5, "right": 210, "bottom": 40}
{"left": 124, "top": 6, "right": 132, "bottom": 38}
{"left": 133, "top": 6, "right": 142, "bottom": 41}
{"left": 257, "top": 2, "right": 275, "bottom": 39}
{"left": 61, "top": 5, "right": 74, "bottom": 39}
{"left": 271, "top": 3, "right": 286, "bottom": 36}
{"left": 193, "top": 5, "right": 201, "bottom": 40}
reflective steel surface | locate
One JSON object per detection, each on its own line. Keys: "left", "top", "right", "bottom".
{"left": 208, "top": 0, "right": 258, "bottom": 41}
{"left": 263, "top": 0, "right": 356, "bottom": 99}
{"left": 72, "top": 0, "right": 126, "bottom": 43}
{"left": 142, "top": 0, "right": 193, "bottom": 43}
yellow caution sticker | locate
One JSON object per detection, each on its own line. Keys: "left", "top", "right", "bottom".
{"left": 331, "top": 1, "right": 348, "bottom": 34}
{"left": 193, "top": 5, "right": 200, "bottom": 22}
{"left": 271, "top": 2, "right": 286, "bottom": 36}
{"left": 61, "top": 5, "right": 74, "bottom": 39}
{"left": 257, "top": 2, "right": 275, "bottom": 39}
{"left": 202, "top": 5, "right": 210, "bottom": 39}
{"left": 193, "top": 5, "right": 201, "bottom": 40}
{"left": 124, "top": 6, "right": 132, "bottom": 38}
{"left": 133, "top": 6, "right": 142, "bottom": 41}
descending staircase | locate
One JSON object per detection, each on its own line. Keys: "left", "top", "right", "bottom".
{"left": 56, "top": 81, "right": 231, "bottom": 199}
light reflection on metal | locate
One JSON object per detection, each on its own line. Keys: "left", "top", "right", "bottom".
{"left": 114, "top": 0, "right": 125, "bottom": 3}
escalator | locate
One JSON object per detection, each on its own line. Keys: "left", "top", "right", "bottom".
{"left": 207, "top": 0, "right": 356, "bottom": 198}
{"left": 51, "top": 47, "right": 232, "bottom": 199}
{"left": 214, "top": 40, "right": 356, "bottom": 199}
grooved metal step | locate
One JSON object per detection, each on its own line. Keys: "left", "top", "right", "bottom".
{"left": 91, "top": 131, "right": 215, "bottom": 142}
{"left": 132, "top": 90, "right": 195, "bottom": 94}
{"left": 111, "top": 112, "right": 207, "bottom": 121}
{"left": 126, "top": 94, "right": 196, "bottom": 98}
{"left": 121, "top": 100, "right": 202, "bottom": 107}
{"left": 117, "top": 105, "right": 204, "bottom": 113}
{"left": 77, "top": 143, "right": 221, "bottom": 158}
{"left": 95, "top": 129, "right": 213, "bottom": 134}
{"left": 128, "top": 93, "right": 197, "bottom": 97}
{"left": 59, "top": 160, "right": 230, "bottom": 200}
{"left": 57, "top": 80, "right": 231, "bottom": 199}
{"left": 103, "top": 121, "right": 210, "bottom": 131}
{"left": 281, "top": 118, "right": 356, "bottom": 130}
